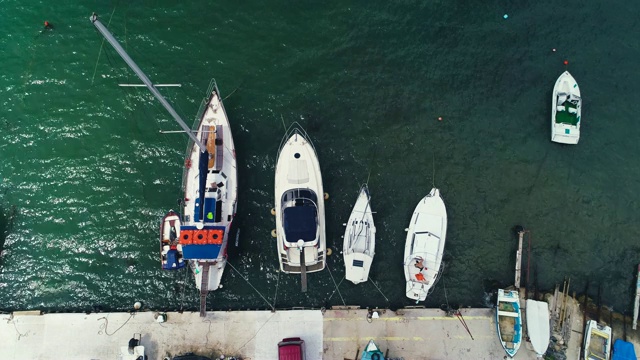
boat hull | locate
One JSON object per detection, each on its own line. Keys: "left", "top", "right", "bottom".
{"left": 551, "top": 71, "right": 582, "bottom": 144}
{"left": 274, "top": 126, "right": 325, "bottom": 274}
{"left": 343, "top": 185, "right": 376, "bottom": 284}
{"left": 403, "top": 188, "right": 447, "bottom": 301}
{"left": 525, "top": 299, "right": 550, "bottom": 356}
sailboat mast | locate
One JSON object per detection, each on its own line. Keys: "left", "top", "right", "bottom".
{"left": 90, "top": 13, "right": 206, "bottom": 152}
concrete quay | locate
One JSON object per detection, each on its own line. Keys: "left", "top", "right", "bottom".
{"left": 0, "top": 306, "right": 633, "bottom": 360}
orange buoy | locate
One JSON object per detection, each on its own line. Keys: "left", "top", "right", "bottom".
{"left": 207, "top": 229, "right": 224, "bottom": 245}
{"left": 180, "top": 230, "right": 194, "bottom": 245}
{"left": 193, "top": 230, "right": 207, "bottom": 245}
{"left": 563, "top": 60, "right": 569, "bottom": 65}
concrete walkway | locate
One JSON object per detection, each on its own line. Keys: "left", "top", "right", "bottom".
{"left": 323, "top": 308, "right": 538, "bottom": 360}
{"left": 0, "top": 310, "right": 323, "bottom": 360}
{"left": 2, "top": 306, "right": 627, "bottom": 359}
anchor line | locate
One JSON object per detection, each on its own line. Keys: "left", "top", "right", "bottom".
{"left": 226, "top": 261, "right": 275, "bottom": 311}
{"left": 272, "top": 271, "right": 281, "bottom": 309}
{"left": 432, "top": 153, "right": 436, "bottom": 188}
{"left": 326, "top": 262, "right": 346, "bottom": 306}
{"left": 328, "top": 277, "right": 345, "bottom": 301}
{"left": 368, "top": 276, "right": 390, "bottom": 303}
{"left": 179, "top": 265, "right": 189, "bottom": 312}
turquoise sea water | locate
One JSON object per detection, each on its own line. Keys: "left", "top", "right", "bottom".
{"left": 1, "top": 1, "right": 639, "bottom": 313}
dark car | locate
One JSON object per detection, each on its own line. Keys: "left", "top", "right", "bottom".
{"left": 278, "top": 337, "right": 305, "bottom": 360}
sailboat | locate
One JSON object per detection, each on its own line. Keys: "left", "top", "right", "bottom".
{"left": 583, "top": 320, "right": 612, "bottom": 360}
{"left": 525, "top": 299, "right": 550, "bottom": 358}
{"left": 274, "top": 125, "right": 326, "bottom": 280}
{"left": 343, "top": 184, "right": 376, "bottom": 285}
{"left": 403, "top": 188, "right": 447, "bottom": 302}
{"left": 90, "top": 14, "right": 237, "bottom": 316}
{"left": 496, "top": 289, "right": 522, "bottom": 358}
{"left": 551, "top": 71, "right": 582, "bottom": 144}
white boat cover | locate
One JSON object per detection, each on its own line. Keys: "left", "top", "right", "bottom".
{"left": 526, "top": 300, "right": 550, "bottom": 356}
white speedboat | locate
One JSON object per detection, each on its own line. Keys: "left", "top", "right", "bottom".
{"left": 275, "top": 125, "right": 325, "bottom": 274}
{"left": 583, "top": 320, "right": 612, "bottom": 360}
{"left": 496, "top": 289, "right": 522, "bottom": 358}
{"left": 343, "top": 184, "right": 376, "bottom": 285}
{"left": 525, "top": 299, "right": 550, "bottom": 358}
{"left": 551, "top": 71, "right": 582, "bottom": 144}
{"left": 403, "top": 188, "right": 447, "bottom": 301}
{"left": 90, "top": 15, "right": 237, "bottom": 316}
{"left": 180, "top": 80, "right": 238, "bottom": 314}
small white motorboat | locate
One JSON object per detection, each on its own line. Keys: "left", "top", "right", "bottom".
{"left": 403, "top": 188, "right": 447, "bottom": 302}
{"left": 583, "top": 320, "right": 612, "bottom": 360}
{"left": 159, "top": 210, "right": 186, "bottom": 270}
{"left": 551, "top": 71, "right": 582, "bottom": 144}
{"left": 496, "top": 289, "right": 522, "bottom": 358}
{"left": 274, "top": 125, "right": 326, "bottom": 274}
{"left": 343, "top": 184, "right": 376, "bottom": 285}
{"left": 525, "top": 299, "right": 550, "bottom": 358}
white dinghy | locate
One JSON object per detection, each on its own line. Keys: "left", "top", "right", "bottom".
{"left": 551, "top": 71, "right": 582, "bottom": 144}
{"left": 403, "top": 188, "right": 447, "bottom": 302}
{"left": 525, "top": 299, "right": 551, "bottom": 358}
{"left": 343, "top": 184, "right": 376, "bottom": 285}
{"left": 275, "top": 125, "right": 326, "bottom": 280}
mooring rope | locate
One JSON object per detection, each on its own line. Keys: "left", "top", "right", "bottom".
{"left": 327, "top": 277, "right": 345, "bottom": 301}
{"left": 326, "top": 262, "right": 346, "bottom": 306}
{"left": 227, "top": 260, "right": 275, "bottom": 311}
{"left": 272, "top": 270, "right": 281, "bottom": 309}
{"left": 179, "top": 265, "right": 189, "bottom": 312}
{"left": 97, "top": 313, "right": 134, "bottom": 336}
{"left": 368, "top": 276, "right": 390, "bottom": 303}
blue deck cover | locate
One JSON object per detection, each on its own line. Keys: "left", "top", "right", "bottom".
{"left": 203, "top": 197, "right": 217, "bottom": 221}
{"left": 613, "top": 339, "right": 637, "bottom": 360}
{"left": 182, "top": 244, "right": 222, "bottom": 260}
{"left": 163, "top": 249, "right": 186, "bottom": 270}
{"left": 284, "top": 206, "right": 317, "bottom": 242}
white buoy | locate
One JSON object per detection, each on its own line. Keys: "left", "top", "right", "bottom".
{"left": 134, "top": 301, "right": 142, "bottom": 310}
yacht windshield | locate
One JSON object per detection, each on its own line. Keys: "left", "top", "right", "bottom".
{"left": 282, "top": 189, "right": 318, "bottom": 242}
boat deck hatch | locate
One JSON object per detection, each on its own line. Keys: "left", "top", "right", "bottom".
{"left": 352, "top": 259, "right": 364, "bottom": 267}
